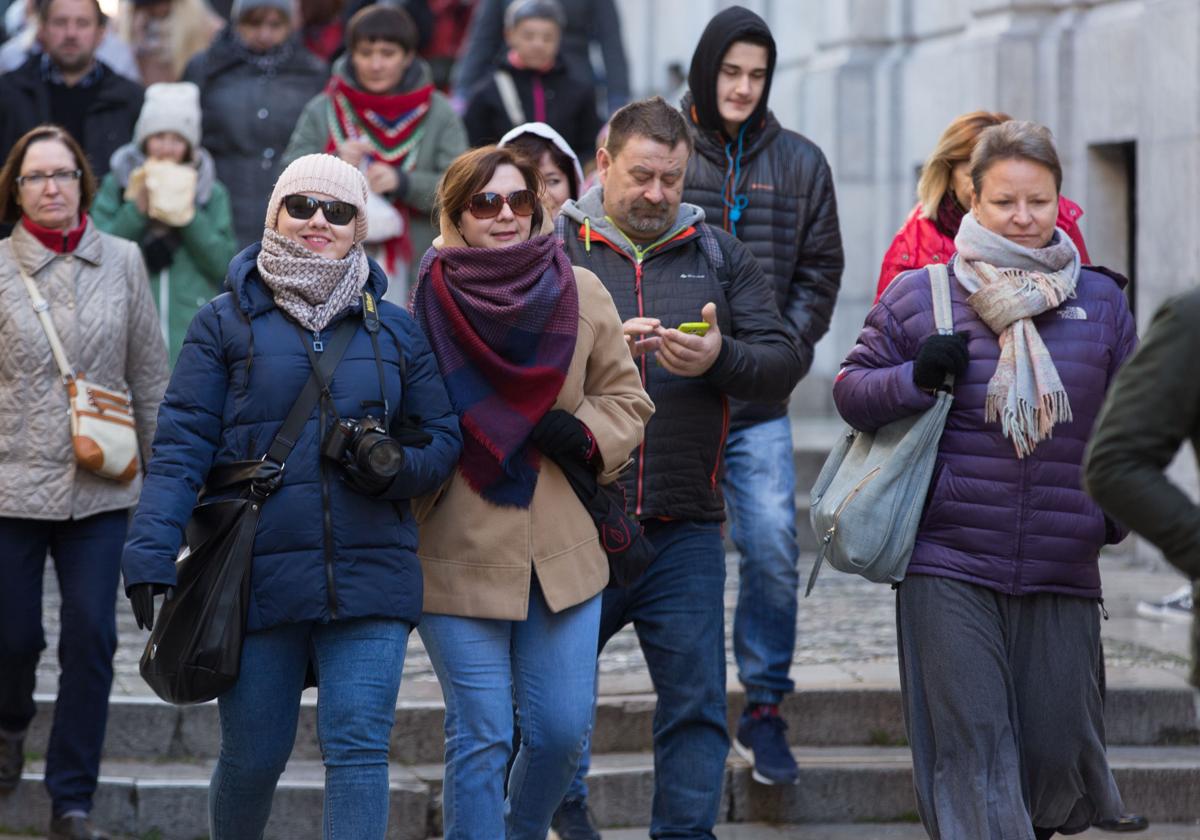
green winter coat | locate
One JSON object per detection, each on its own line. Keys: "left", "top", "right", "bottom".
{"left": 92, "top": 145, "right": 237, "bottom": 365}
{"left": 283, "top": 55, "right": 467, "bottom": 276}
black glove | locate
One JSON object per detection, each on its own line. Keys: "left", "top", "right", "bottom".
{"left": 128, "top": 583, "right": 170, "bottom": 631}
{"left": 531, "top": 409, "right": 590, "bottom": 460}
{"left": 139, "top": 228, "right": 182, "bottom": 274}
{"left": 342, "top": 459, "right": 398, "bottom": 497}
{"left": 912, "top": 332, "right": 970, "bottom": 390}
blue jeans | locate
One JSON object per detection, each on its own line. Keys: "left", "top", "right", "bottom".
{"left": 209, "top": 618, "right": 410, "bottom": 840}
{"left": 0, "top": 510, "right": 127, "bottom": 816}
{"left": 566, "top": 520, "right": 729, "bottom": 839}
{"left": 419, "top": 580, "right": 600, "bottom": 840}
{"left": 723, "top": 416, "right": 798, "bottom": 705}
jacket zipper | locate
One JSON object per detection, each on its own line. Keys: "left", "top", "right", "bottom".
{"left": 314, "top": 333, "right": 339, "bottom": 619}
{"left": 710, "top": 395, "right": 729, "bottom": 490}
{"left": 633, "top": 259, "right": 646, "bottom": 516}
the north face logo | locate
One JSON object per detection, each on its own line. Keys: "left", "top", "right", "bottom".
{"left": 1058, "top": 306, "right": 1087, "bottom": 320}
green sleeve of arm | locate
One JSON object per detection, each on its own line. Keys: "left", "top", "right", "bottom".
{"left": 91, "top": 174, "right": 148, "bottom": 241}
{"left": 179, "top": 182, "right": 238, "bottom": 287}
{"left": 400, "top": 106, "right": 467, "bottom": 213}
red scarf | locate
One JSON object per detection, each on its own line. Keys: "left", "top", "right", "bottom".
{"left": 21, "top": 214, "right": 88, "bottom": 252}
{"left": 324, "top": 76, "right": 435, "bottom": 268}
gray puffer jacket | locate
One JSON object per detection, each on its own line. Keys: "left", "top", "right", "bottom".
{"left": 183, "top": 30, "right": 329, "bottom": 250}
{"left": 0, "top": 222, "right": 169, "bottom": 520}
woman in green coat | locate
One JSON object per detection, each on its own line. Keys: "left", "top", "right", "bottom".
{"left": 92, "top": 81, "right": 237, "bottom": 364}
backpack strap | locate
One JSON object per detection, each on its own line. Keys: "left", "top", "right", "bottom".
{"left": 927, "top": 263, "right": 956, "bottom": 391}
{"left": 493, "top": 70, "right": 526, "bottom": 127}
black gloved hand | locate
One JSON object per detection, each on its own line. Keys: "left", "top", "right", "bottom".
{"left": 342, "top": 459, "right": 397, "bottom": 497}
{"left": 128, "top": 583, "right": 170, "bottom": 631}
{"left": 912, "top": 331, "right": 970, "bottom": 390}
{"left": 531, "top": 409, "right": 590, "bottom": 460}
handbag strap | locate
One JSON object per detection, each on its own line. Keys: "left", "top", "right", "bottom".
{"left": 493, "top": 69, "right": 526, "bottom": 126}
{"left": 9, "top": 241, "right": 76, "bottom": 383}
{"left": 928, "top": 263, "right": 956, "bottom": 390}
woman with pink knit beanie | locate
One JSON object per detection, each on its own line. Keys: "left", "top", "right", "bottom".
{"left": 123, "top": 153, "right": 462, "bottom": 838}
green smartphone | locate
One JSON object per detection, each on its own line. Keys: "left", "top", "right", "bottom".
{"left": 677, "top": 322, "right": 710, "bottom": 336}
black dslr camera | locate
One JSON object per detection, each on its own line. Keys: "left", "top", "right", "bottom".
{"left": 322, "top": 416, "right": 404, "bottom": 483}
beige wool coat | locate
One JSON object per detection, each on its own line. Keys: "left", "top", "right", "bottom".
{"left": 414, "top": 221, "right": 654, "bottom": 620}
{"left": 0, "top": 221, "right": 169, "bottom": 520}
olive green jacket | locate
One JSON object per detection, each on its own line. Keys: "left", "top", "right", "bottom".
{"left": 1085, "top": 288, "right": 1200, "bottom": 687}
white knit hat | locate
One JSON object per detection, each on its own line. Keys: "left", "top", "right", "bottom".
{"left": 134, "top": 82, "right": 202, "bottom": 152}
{"left": 265, "top": 154, "right": 370, "bottom": 243}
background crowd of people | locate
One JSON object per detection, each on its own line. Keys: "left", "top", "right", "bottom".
{"left": 0, "top": 1, "right": 1194, "bottom": 840}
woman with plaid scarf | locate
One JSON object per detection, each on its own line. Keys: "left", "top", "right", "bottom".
{"left": 410, "top": 145, "right": 652, "bottom": 839}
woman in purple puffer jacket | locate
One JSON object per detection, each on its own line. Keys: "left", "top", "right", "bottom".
{"left": 834, "top": 121, "right": 1145, "bottom": 839}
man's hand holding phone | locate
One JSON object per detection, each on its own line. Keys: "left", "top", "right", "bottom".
{"left": 657, "top": 302, "right": 722, "bottom": 377}
{"left": 623, "top": 316, "right": 663, "bottom": 358}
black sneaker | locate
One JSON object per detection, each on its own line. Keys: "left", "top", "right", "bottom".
{"left": 1094, "top": 814, "right": 1150, "bottom": 832}
{"left": 0, "top": 728, "right": 24, "bottom": 791}
{"left": 733, "top": 704, "right": 799, "bottom": 785}
{"left": 551, "top": 797, "right": 600, "bottom": 840}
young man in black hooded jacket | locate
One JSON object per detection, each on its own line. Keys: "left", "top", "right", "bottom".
{"left": 679, "top": 5, "right": 844, "bottom": 787}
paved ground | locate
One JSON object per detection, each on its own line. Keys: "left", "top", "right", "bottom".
{"left": 35, "top": 542, "right": 1193, "bottom": 700}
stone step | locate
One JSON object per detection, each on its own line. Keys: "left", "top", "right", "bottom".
{"left": 3, "top": 747, "right": 1198, "bottom": 839}
{"left": 26, "top": 678, "right": 1197, "bottom": 767}
{"left": 598, "top": 823, "right": 1200, "bottom": 839}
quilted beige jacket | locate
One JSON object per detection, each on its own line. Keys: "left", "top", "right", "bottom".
{"left": 0, "top": 221, "right": 169, "bottom": 520}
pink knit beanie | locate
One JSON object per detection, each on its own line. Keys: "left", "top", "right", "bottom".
{"left": 265, "top": 154, "right": 370, "bottom": 243}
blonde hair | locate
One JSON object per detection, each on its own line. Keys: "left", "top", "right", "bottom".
{"left": 916, "top": 110, "right": 1012, "bottom": 219}
{"left": 120, "top": 0, "right": 222, "bottom": 81}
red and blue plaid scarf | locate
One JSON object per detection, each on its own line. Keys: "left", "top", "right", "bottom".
{"left": 413, "top": 234, "right": 578, "bottom": 507}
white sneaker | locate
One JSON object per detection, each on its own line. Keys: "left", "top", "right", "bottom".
{"left": 1136, "top": 584, "right": 1194, "bottom": 624}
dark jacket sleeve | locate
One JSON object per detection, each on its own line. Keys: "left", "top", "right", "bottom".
{"left": 785, "top": 146, "right": 843, "bottom": 379}
{"left": 382, "top": 316, "right": 462, "bottom": 500}
{"left": 702, "top": 231, "right": 802, "bottom": 403}
{"left": 122, "top": 301, "right": 230, "bottom": 592}
{"left": 832, "top": 286, "right": 937, "bottom": 433}
{"left": 1085, "top": 292, "right": 1200, "bottom": 578}
{"left": 593, "top": 0, "right": 630, "bottom": 111}
{"left": 463, "top": 77, "right": 504, "bottom": 148}
{"left": 450, "top": 0, "right": 503, "bottom": 97}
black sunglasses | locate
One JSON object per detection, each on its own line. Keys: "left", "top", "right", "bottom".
{"left": 282, "top": 194, "right": 358, "bottom": 226}
{"left": 467, "top": 189, "right": 537, "bottom": 219}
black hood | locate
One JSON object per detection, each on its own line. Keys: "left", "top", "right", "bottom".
{"left": 686, "top": 5, "right": 776, "bottom": 138}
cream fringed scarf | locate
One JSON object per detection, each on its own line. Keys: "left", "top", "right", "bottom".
{"left": 952, "top": 212, "right": 1081, "bottom": 457}
{"left": 257, "top": 229, "right": 370, "bottom": 333}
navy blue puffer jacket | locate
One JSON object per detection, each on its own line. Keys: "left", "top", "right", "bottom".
{"left": 833, "top": 261, "right": 1136, "bottom": 598}
{"left": 122, "top": 246, "right": 462, "bottom": 632}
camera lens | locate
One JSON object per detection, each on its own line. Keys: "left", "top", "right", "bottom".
{"left": 360, "top": 435, "right": 404, "bottom": 478}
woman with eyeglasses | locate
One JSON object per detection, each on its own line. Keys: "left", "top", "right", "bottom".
{"left": 0, "top": 125, "right": 169, "bottom": 840}
{"left": 411, "top": 145, "right": 653, "bottom": 839}
{"left": 121, "top": 153, "right": 462, "bottom": 839}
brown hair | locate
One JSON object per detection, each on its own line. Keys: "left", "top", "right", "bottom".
{"left": 604, "top": 96, "right": 693, "bottom": 159}
{"left": 503, "top": 133, "right": 578, "bottom": 199}
{"left": 970, "top": 120, "right": 1063, "bottom": 197}
{"left": 346, "top": 4, "right": 418, "bottom": 53}
{"left": 916, "top": 110, "right": 1012, "bottom": 219}
{"left": 0, "top": 125, "right": 97, "bottom": 224}
{"left": 37, "top": 0, "right": 105, "bottom": 25}
{"left": 435, "top": 145, "right": 544, "bottom": 234}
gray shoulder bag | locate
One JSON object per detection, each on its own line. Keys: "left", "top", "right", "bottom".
{"left": 805, "top": 263, "right": 955, "bottom": 593}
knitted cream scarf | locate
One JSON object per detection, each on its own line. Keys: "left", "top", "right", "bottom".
{"left": 952, "top": 211, "right": 1081, "bottom": 457}
{"left": 256, "top": 228, "right": 369, "bottom": 332}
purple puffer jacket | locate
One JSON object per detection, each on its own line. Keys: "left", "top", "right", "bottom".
{"left": 833, "top": 262, "right": 1137, "bottom": 598}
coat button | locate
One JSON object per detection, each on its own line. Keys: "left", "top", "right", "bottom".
{"left": 64, "top": 255, "right": 73, "bottom": 263}
{"left": 258, "top": 108, "right": 269, "bottom": 119}
{"left": 263, "top": 148, "right": 275, "bottom": 159}
{"left": 66, "top": 300, "right": 75, "bottom": 309}
{"left": 901, "top": 253, "right": 909, "bottom": 260}
{"left": 931, "top": 255, "right": 940, "bottom": 261}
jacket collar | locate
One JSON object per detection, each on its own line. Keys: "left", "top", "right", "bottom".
{"left": 682, "top": 90, "right": 782, "bottom": 169}
{"left": 10, "top": 218, "right": 104, "bottom": 275}
{"left": 560, "top": 186, "right": 705, "bottom": 262}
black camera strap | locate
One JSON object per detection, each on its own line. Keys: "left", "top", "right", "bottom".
{"left": 275, "top": 314, "right": 360, "bottom": 466}
{"left": 361, "top": 291, "right": 390, "bottom": 419}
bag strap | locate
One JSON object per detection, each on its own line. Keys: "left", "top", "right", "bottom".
{"left": 928, "top": 262, "right": 956, "bottom": 390}
{"left": 493, "top": 69, "right": 526, "bottom": 127}
{"left": 11, "top": 243, "right": 76, "bottom": 383}
{"left": 268, "top": 313, "right": 360, "bottom": 466}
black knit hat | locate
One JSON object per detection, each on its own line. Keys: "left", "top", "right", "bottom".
{"left": 686, "top": 5, "right": 777, "bottom": 138}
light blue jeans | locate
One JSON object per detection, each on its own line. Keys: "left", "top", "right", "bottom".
{"left": 722, "top": 415, "right": 799, "bottom": 705}
{"left": 208, "top": 618, "right": 410, "bottom": 840}
{"left": 419, "top": 580, "right": 600, "bottom": 840}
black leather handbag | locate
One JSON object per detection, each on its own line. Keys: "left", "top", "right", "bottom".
{"left": 139, "top": 315, "right": 360, "bottom": 704}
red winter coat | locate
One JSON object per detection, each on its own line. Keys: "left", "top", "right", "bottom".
{"left": 875, "top": 196, "right": 1090, "bottom": 302}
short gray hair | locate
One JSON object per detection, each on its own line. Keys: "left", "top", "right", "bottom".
{"left": 504, "top": 0, "right": 565, "bottom": 30}
{"left": 970, "top": 120, "right": 1063, "bottom": 197}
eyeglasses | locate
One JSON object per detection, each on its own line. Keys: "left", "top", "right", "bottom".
{"left": 282, "top": 194, "right": 358, "bottom": 226}
{"left": 467, "top": 189, "right": 537, "bottom": 219}
{"left": 17, "top": 169, "right": 82, "bottom": 189}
